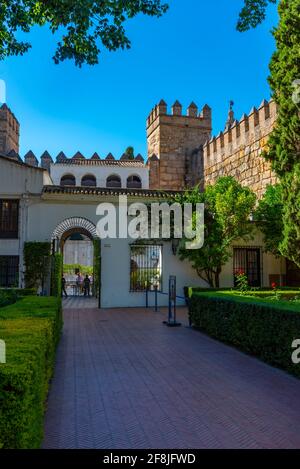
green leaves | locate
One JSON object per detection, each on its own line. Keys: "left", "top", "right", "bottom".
{"left": 0, "top": 0, "right": 168, "bottom": 65}
{"left": 264, "top": 0, "right": 300, "bottom": 267}
{"left": 254, "top": 184, "right": 284, "bottom": 256}
{"left": 177, "top": 177, "right": 256, "bottom": 287}
{"left": 236, "top": 0, "right": 277, "bottom": 32}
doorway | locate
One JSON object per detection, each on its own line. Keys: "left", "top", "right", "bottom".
{"left": 62, "top": 231, "right": 94, "bottom": 297}
{"left": 233, "top": 247, "right": 261, "bottom": 287}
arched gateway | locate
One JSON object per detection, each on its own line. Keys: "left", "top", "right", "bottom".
{"left": 51, "top": 217, "right": 100, "bottom": 304}
{"left": 51, "top": 217, "right": 98, "bottom": 245}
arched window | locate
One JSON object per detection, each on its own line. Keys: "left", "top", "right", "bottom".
{"left": 81, "top": 174, "right": 96, "bottom": 187}
{"left": 60, "top": 174, "right": 76, "bottom": 186}
{"left": 106, "top": 175, "right": 121, "bottom": 188}
{"left": 127, "top": 175, "right": 142, "bottom": 189}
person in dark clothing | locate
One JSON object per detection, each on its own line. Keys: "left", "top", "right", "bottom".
{"left": 62, "top": 276, "right": 68, "bottom": 297}
{"left": 83, "top": 275, "right": 91, "bottom": 297}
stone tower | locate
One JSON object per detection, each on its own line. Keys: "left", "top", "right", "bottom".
{"left": 147, "top": 100, "right": 212, "bottom": 190}
{"left": 0, "top": 103, "right": 20, "bottom": 155}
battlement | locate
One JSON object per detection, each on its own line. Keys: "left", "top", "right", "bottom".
{"left": 203, "top": 98, "right": 278, "bottom": 199}
{"left": 203, "top": 98, "right": 277, "bottom": 166}
{"left": 147, "top": 99, "right": 212, "bottom": 190}
{"left": 3, "top": 149, "right": 146, "bottom": 169}
{"left": 147, "top": 100, "right": 212, "bottom": 132}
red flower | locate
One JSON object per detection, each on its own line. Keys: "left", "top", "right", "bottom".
{"left": 236, "top": 270, "right": 245, "bottom": 276}
{"left": 271, "top": 282, "right": 277, "bottom": 289}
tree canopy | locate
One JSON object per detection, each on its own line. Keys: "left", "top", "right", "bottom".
{"left": 0, "top": 0, "right": 168, "bottom": 66}
{"left": 264, "top": 0, "right": 300, "bottom": 266}
{"left": 236, "top": 0, "right": 277, "bottom": 31}
{"left": 254, "top": 184, "right": 283, "bottom": 256}
{"left": 124, "top": 146, "right": 134, "bottom": 160}
{"left": 0, "top": 1, "right": 278, "bottom": 66}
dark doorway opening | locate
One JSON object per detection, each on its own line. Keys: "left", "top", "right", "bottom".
{"left": 233, "top": 248, "right": 261, "bottom": 287}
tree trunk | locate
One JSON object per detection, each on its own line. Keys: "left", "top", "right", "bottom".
{"left": 214, "top": 267, "right": 221, "bottom": 288}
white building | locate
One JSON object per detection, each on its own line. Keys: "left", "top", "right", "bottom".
{"left": 0, "top": 102, "right": 293, "bottom": 307}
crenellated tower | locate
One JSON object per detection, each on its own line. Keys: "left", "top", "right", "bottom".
{"left": 0, "top": 103, "right": 20, "bottom": 155}
{"left": 147, "top": 100, "right": 212, "bottom": 190}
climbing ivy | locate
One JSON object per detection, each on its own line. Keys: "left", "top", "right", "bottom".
{"left": 93, "top": 239, "right": 101, "bottom": 303}
{"left": 23, "top": 242, "right": 51, "bottom": 291}
{"left": 50, "top": 253, "right": 63, "bottom": 298}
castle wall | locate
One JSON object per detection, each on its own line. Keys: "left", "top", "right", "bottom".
{"left": 203, "top": 99, "right": 278, "bottom": 198}
{"left": 0, "top": 104, "right": 20, "bottom": 155}
{"left": 147, "top": 101, "right": 211, "bottom": 190}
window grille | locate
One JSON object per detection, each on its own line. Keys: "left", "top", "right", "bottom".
{"left": 106, "top": 175, "right": 121, "bottom": 188}
{"left": 0, "top": 199, "right": 19, "bottom": 239}
{"left": 0, "top": 256, "right": 19, "bottom": 287}
{"left": 130, "top": 245, "right": 162, "bottom": 292}
{"left": 233, "top": 247, "right": 261, "bottom": 287}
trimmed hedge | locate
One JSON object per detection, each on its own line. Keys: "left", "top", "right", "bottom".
{"left": 0, "top": 296, "right": 62, "bottom": 448}
{"left": 0, "top": 288, "right": 37, "bottom": 308}
{"left": 185, "top": 286, "right": 300, "bottom": 298}
{"left": 51, "top": 253, "right": 63, "bottom": 298}
{"left": 0, "top": 288, "right": 37, "bottom": 296}
{"left": 188, "top": 291, "right": 300, "bottom": 379}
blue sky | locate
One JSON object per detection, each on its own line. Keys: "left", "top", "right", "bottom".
{"left": 0, "top": 0, "right": 278, "bottom": 160}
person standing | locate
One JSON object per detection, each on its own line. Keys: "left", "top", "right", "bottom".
{"left": 62, "top": 276, "right": 68, "bottom": 297}
{"left": 83, "top": 275, "right": 91, "bottom": 297}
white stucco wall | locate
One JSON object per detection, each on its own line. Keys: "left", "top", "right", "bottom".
{"left": 26, "top": 198, "right": 205, "bottom": 306}
{"left": 0, "top": 157, "right": 52, "bottom": 195}
{"left": 220, "top": 231, "right": 284, "bottom": 288}
{"left": 50, "top": 163, "right": 149, "bottom": 189}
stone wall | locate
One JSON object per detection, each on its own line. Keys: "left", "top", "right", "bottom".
{"left": 147, "top": 100, "right": 211, "bottom": 190}
{"left": 0, "top": 103, "right": 20, "bottom": 155}
{"left": 203, "top": 99, "right": 278, "bottom": 199}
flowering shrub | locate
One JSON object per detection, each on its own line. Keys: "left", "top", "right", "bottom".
{"left": 271, "top": 281, "right": 282, "bottom": 301}
{"left": 235, "top": 271, "right": 249, "bottom": 293}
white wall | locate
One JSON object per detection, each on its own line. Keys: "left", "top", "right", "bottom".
{"left": 101, "top": 238, "right": 204, "bottom": 308}
{"left": 26, "top": 198, "right": 205, "bottom": 306}
{"left": 219, "top": 230, "right": 284, "bottom": 288}
{"left": 0, "top": 157, "right": 51, "bottom": 195}
{"left": 50, "top": 163, "right": 149, "bottom": 189}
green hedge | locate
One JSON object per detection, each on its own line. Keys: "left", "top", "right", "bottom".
{"left": 0, "top": 288, "right": 37, "bottom": 308}
{"left": 24, "top": 242, "right": 51, "bottom": 290}
{"left": 0, "top": 288, "right": 37, "bottom": 296}
{"left": 51, "top": 253, "right": 63, "bottom": 298}
{"left": 188, "top": 292, "right": 300, "bottom": 379}
{"left": 185, "top": 286, "right": 300, "bottom": 298}
{"left": 0, "top": 296, "right": 62, "bottom": 448}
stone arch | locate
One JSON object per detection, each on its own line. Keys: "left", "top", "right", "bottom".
{"left": 51, "top": 217, "right": 98, "bottom": 243}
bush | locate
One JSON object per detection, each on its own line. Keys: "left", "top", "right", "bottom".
{"left": 188, "top": 291, "right": 300, "bottom": 379}
{"left": 0, "top": 296, "right": 62, "bottom": 448}
{"left": 24, "top": 242, "right": 51, "bottom": 290}
{"left": 0, "top": 288, "right": 38, "bottom": 308}
{"left": 51, "top": 253, "right": 63, "bottom": 298}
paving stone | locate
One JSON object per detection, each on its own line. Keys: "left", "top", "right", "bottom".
{"left": 43, "top": 302, "right": 300, "bottom": 449}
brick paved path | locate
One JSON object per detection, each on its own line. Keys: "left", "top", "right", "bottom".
{"left": 43, "top": 304, "right": 300, "bottom": 449}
